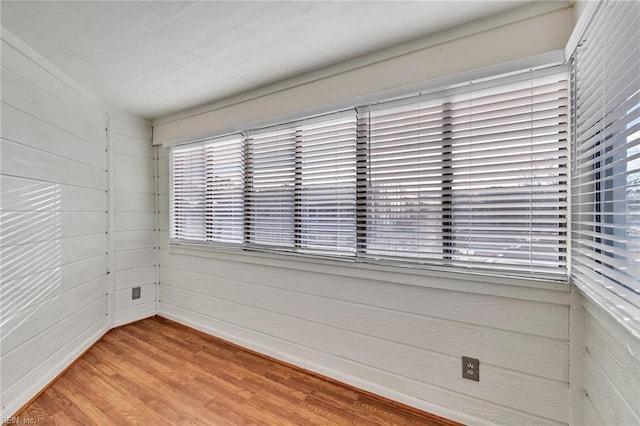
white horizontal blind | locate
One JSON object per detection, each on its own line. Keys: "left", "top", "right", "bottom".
{"left": 571, "top": 0, "right": 640, "bottom": 331}
{"left": 170, "top": 135, "right": 244, "bottom": 244}
{"left": 246, "top": 111, "right": 357, "bottom": 254}
{"left": 449, "top": 75, "right": 568, "bottom": 275}
{"left": 246, "top": 126, "right": 296, "bottom": 248}
{"left": 299, "top": 112, "right": 357, "bottom": 254}
{"left": 361, "top": 70, "right": 568, "bottom": 277}
{"left": 362, "top": 100, "right": 444, "bottom": 260}
{"left": 169, "top": 68, "right": 568, "bottom": 279}
{"left": 171, "top": 144, "right": 207, "bottom": 241}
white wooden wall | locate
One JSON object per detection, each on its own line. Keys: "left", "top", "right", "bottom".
{"left": 0, "top": 32, "right": 109, "bottom": 417}
{"left": 582, "top": 298, "right": 640, "bottom": 426}
{"left": 157, "top": 145, "right": 571, "bottom": 425}
{"left": 110, "top": 112, "right": 156, "bottom": 326}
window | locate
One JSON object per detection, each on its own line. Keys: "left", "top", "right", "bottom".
{"left": 245, "top": 111, "right": 357, "bottom": 254}
{"left": 170, "top": 135, "right": 244, "bottom": 245}
{"left": 170, "top": 67, "right": 568, "bottom": 279}
{"left": 571, "top": 0, "right": 640, "bottom": 332}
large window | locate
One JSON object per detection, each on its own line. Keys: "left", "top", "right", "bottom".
{"left": 171, "top": 67, "right": 568, "bottom": 279}
{"left": 571, "top": 0, "right": 640, "bottom": 332}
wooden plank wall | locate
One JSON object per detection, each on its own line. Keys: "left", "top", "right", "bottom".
{"left": 582, "top": 299, "right": 640, "bottom": 426}
{"left": 156, "top": 147, "right": 572, "bottom": 426}
{"left": 110, "top": 112, "right": 156, "bottom": 326}
{"left": 0, "top": 33, "right": 109, "bottom": 417}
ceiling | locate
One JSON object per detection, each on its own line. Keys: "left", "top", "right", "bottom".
{"left": 2, "top": 1, "right": 531, "bottom": 120}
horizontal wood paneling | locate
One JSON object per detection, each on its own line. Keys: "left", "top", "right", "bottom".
{"left": 114, "top": 211, "right": 155, "bottom": 231}
{"left": 161, "top": 284, "right": 568, "bottom": 422}
{"left": 115, "top": 267, "right": 156, "bottom": 291}
{"left": 158, "top": 250, "right": 571, "bottom": 424}
{"left": 113, "top": 154, "right": 155, "bottom": 177}
{"left": 110, "top": 115, "right": 157, "bottom": 327}
{"left": 2, "top": 256, "right": 107, "bottom": 311}
{"left": 113, "top": 282, "right": 156, "bottom": 327}
{"left": 159, "top": 252, "right": 569, "bottom": 340}
{"left": 0, "top": 211, "right": 106, "bottom": 246}
{"left": 1, "top": 67, "right": 105, "bottom": 144}
{"left": 1, "top": 315, "right": 108, "bottom": 419}
{"left": 2, "top": 103, "right": 106, "bottom": 169}
{"left": 113, "top": 133, "right": 155, "bottom": 157}
{"left": 583, "top": 299, "right": 640, "bottom": 426}
{"left": 113, "top": 175, "right": 155, "bottom": 194}
{"left": 1, "top": 176, "right": 107, "bottom": 212}
{"left": 2, "top": 277, "right": 107, "bottom": 354}
{"left": 112, "top": 301, "right": 156, "bottom": 328}
{"left": 1, "top": 233, "right": 108, "bottom": 280}
{"left": 114, "top": 192, "right": 154, "bottom": 212}
{"left": 0, "top": 31, "right": 109, "bottom": 419}
{"left": 2, "top": 292, "right": 107, "bottom": 399}
{"left": 1, "top": 139, "right": 106, "bottom": 189}
{"left": 160, "top": 265, "right": 568, "bottom": 380}
{"left": 160, "top": 303, "right": 566, "bottom": 426}
{"left": 114, "top": 283, "right": 156, "bottom": 310}
{"left": 113, "top": 230, "right": 155, "bottom": 251}
{"left": 113, "top": 248, "right": 155, "bottom": 271}
{"left": 0, "top": 39, "right": 105, "bottom": 127}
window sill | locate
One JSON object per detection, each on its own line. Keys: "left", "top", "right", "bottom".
{"left": 167, "top": 242, "right": 570, "bottom": 304}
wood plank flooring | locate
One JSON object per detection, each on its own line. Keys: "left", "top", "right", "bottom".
{"left": 16, "top": 316, "right": 460, "bottom": 425}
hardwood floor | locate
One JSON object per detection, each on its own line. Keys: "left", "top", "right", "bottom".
{"left": 16, "top": 316, "right": 460, "bottom": 425}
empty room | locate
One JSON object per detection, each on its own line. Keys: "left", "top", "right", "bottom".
{"left": 1, "top": 0, "right": 638, "bottom": 425}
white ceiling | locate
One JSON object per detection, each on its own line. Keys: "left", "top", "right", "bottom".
{"left": 2, "top": 1, "right": 531, "bottom": 120}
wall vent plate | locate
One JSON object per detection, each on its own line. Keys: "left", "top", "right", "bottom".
{"left": 132, "top": 287, "right": 141, "bottom": 300}
{"left": 462, "top": 356, "right": 479, "bottom": 381}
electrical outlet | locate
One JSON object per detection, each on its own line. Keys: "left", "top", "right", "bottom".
{"left": 462, "top": 356, "right": 479, "bottom": 381}
{"left": 132, "top": 286, "right": 141, "bottom": 300}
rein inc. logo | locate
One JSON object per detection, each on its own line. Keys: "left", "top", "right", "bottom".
{"left": 2, "top": 417, "right": 36, "bottom": 424}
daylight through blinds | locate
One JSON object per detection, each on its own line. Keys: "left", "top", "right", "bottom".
{"left": 360, "top": 72, "right": 568, "bottom": 275}
{"left": 170, "top": 66, "right": 568, "bottom": 279}
{"left": 570, "top": 0, "right": 640, "bottom": 331}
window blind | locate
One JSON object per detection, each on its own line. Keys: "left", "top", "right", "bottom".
{"left": 246, "top": 111, "right": 357, "bottom": 254}
{"left": 169, "top": 67, "right": 568, "bottom": 280}
{"left": 571, "top": 0, "right": 640, "bottom": 331}
{"left": 171, "top": 144, "right": 207, "bottom": 241}
{"left": 360, "top": 70, "right": 568, "bottom": 277}
{"left": 170, "top": 135, "right": 245, "bottom": 245}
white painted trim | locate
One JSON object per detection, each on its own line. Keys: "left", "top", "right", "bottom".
{"left": 169, "top": 244, "right": 570, "bottom": 304}
{"left": 564, "top": 0, "right": 601, "bottom": 60}
{"left": 153, "top": 1, "right": 570, "bottom": 127}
